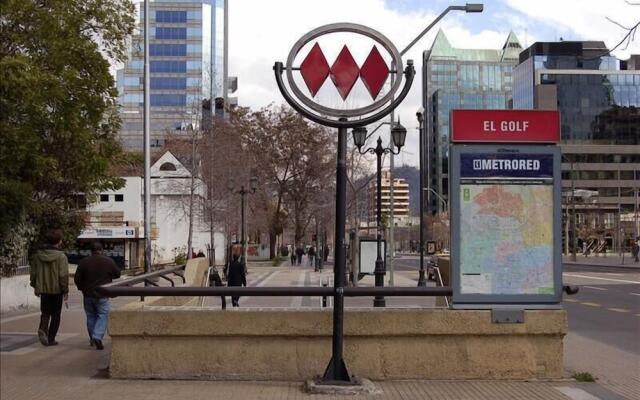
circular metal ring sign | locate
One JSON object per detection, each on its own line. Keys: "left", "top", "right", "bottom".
{"left": 285, "top": 23, "right": 404, "bottom": 119}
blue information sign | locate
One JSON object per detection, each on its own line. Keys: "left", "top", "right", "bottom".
{"left": 460, "top": 153, "right": 553, "bottom": 179}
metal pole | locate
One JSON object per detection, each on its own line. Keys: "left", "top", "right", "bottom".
{"left": 315, "top": 217, "right": 320, "bottom": 271}
{"left": 321, "top": 121, "right": 351, "bottom": 383}
{"left": 374, "top": 138, "right": 386, "bottom": 307}
{"left": 222, "top": 0, "right": 229, "bottom": 120}
{"left": 418, "top": 121, "right": 426, "bottom": 286}
{"left": 388, "top": 68, "right": 396, "bottom": 287}
{"left": 241, "top": 187, "right": 246, "bottom": 266}
{"left": 633, "top": 186, "right": 640, "bottom": 240}
{"left": 143, "top": 0, "right": 152, "bottom": 275}
{"left": 570, "top": 158, "right": 577, "bottom": 262}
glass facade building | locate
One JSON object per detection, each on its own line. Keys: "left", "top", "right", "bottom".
{"left": 422, "top": 30, "right": 522, "bottom": 214}
{"left": 116, "top": 0, "right": 225, "bottom": 149}
{"left": 512, "top": 42, "right": 639, "bottom": 247}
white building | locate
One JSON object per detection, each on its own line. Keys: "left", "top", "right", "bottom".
{"left": 368, "top": 170, "right": 412, "bottom": 227}
{"left": 74, "top": 151, "right": 225, "bottom": 268}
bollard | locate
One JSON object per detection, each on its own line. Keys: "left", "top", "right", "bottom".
{"left": 322, "top": 280, "right": 328, "bottom": 308}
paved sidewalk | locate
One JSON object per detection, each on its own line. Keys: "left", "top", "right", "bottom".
{"left": 563, "top": 253, "right": 640, "bottom": 268}
{"left": 1, "top": 265, "right": 631, "bottom": 400}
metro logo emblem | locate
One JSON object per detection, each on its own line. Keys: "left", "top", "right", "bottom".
{"left": 299, "top": 43, "right": 390, "bottom": 100}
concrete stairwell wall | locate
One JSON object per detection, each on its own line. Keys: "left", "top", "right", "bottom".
{"left": 108, "top": 307, "right": 567, "bottom": 380}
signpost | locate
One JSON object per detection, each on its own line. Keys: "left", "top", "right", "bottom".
{"left": 449, "top": 110, "right": 562, "bottom": 308}
{"left": 274, "top": 23, "right": 415, "bottom": 384}
{"left": 359, "top": 238, "right": 386, "bottom": 275}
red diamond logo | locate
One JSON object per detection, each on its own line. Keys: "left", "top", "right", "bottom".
{"left": 360, "top": 46, "right": 389, "bottom": 100}
{"left": 330, "top": 45, "right": 360, "bottom": 100}
{"left": 300, "top": 43, "right": 330, "bottom": 97}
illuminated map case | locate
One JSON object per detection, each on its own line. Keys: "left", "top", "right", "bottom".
{"left": 450, "top": 145, "right": 562, "bottom": 308}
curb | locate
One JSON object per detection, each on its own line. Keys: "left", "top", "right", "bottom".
{"left": 563, "top": 261, "right": 640, "bottom": 269}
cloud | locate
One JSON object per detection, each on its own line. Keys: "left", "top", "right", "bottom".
{"left": 503, "top": 0, "right": 639, "bottom": 58}
{"left": 229, "top": 0, "right": 511, "bottom": 167}
{"left": 226, "top": 0, "right": 638, "bottom": 167}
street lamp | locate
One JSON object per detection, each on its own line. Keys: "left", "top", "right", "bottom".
{"left": 228, "top": 177, "right": 258, "bottom": 267}
{"left": 387, "top": 2, "right": 483, "bottom": 288}
{"left": 416, "top": 108, "right": 427, "bottom": 286}
{"left": 353, "top": 122, "right": 407, "bottom": 307}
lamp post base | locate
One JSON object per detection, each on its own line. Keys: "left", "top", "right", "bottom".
{"left": 373, "top": 258, "right": 385, "bottom": 307}
{"left": 417, "top": 269, "right": 427, "bottom": 287}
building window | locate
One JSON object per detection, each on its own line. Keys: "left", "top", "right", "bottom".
{"left": 156, "top": 10, "right": 186, "bottom": 23}
{"left": 151, "top": 77, "right": 187, "bottom": 90}
{"left": 115, "top": 194, "right": 124, "bottom": 202}
{"left": 100, "top": 194, "right": 109, "bottom": 202}
{"left": 150, "top": 94, "right": 186, "bottom": 107}
{"left": 156, "top": 27, "right": 186, "bottom": 40}
{"left": 122, "top": 93, "right": 143, "bottom": 104}
{"left": 149, "top": 44, "right": 186, "bottom": 57}
{"left": 159, "top": 162, "right": 177, "bottom": 171}
{"left": 150, "top": 61, "right": 186, "bottom": 73}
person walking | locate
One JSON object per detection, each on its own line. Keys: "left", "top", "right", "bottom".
{"left": 227, "top": 246, "right": 246, "bottom": 307}
{"left": 632, "top": 238, "right": 640, "bottom": 262}
{"left": 308, "top": 246, "right": 316, "bottom": 267}
{"left": 30, "top": 229, "right": 69, "bottom": 347}
{"left": 209, "top": 266, "right": 226, "bottom": 310}
{"left": 296, "top": 245, "right": 305, "bottom": 266}
{"left": 290, "top": 245, "right": 296, "bottom": 266}
{"left": 74, "top": 242, "right": 121, "bottom": 350}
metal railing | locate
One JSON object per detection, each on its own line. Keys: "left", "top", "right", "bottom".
{"left": 95, "top": 264, "right": 579, "bottom": 299}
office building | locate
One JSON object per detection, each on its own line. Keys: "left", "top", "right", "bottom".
{"left": 368, "top": 170, "right": 411, "bottom": 227}
{"left": 116, "top": 0, "right": 225, "bottom": 149}
{"left": 422, "top": 29, "right": 522, "bottom": 214}
{"left": 512, "top": 41, "right": 639, "bottom": 249}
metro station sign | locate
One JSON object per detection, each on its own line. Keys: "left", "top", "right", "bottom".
{"left": 450, "top": 110, "right": 560, "bottom": 143}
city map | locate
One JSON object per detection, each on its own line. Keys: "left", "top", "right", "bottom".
{"left": 459, "top": 183, "right": 555, "bottom": 295}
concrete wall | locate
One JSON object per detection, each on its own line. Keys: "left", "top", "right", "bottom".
{"left": 109, "top": 308, "right": 567, "bottom": 381}
{"left": 0, "top": 275, "right": 39, "bottom": 312}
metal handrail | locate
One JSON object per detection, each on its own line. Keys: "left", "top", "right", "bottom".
{"left": 96, "top": 285, "right": 453, "bottom": 298}
{"left": 100, "top": 264, "right": 186, "bottom": 288}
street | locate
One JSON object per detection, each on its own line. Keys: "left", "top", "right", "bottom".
{"left": 394, "top": 256, "right": 640, "bottom": 399}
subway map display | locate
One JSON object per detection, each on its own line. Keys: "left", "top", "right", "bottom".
{"left": 459, "top": 183, "right": 554, "bottom": 295}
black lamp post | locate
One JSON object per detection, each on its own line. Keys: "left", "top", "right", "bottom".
{"left": 416, "top": 108, "right": 427, "bottom": 287}
{"left": 228, "top": 176, "right": 258, "bottom": 266}
{"left": 353, "top": 122, "right": 407, "bottom": 307}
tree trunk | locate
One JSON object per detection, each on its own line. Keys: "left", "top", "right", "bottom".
{"left": 269, "top": 229, "right": 276, "bottom": 259}
{"left": 186, "top": 133, "right": 197, "bottom": 260}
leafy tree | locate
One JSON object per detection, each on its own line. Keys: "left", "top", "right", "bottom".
{"left": 0, "top": 0, "right": 135, "bottom": 274}
{"left": 240, "top": 106, "right": 335, "bottom": 259}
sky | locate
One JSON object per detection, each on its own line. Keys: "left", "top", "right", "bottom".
{"left": 227, "top": 0, "right": 639, "bottom": 168}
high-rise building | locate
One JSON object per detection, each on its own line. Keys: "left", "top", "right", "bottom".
{"left": 512, "top": 41, "right": 639, "bottom": 248}
{"left": 116, "top": 0, "right": 225, "bottom": 150}
{"left": 368, "top": 170, "right": 411, "bottom": 227}
{"left": 422, "top": 30, "right": 522, "bottom": 214}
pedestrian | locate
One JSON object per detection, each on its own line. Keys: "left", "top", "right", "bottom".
{"left": 308, "top": 246, "right": 316, "bottom": 266}
{"left": 296, "top": 244, "right": 305, "bottom": 266}
{"left": 30, "top": 229, "right": 69, "bottom": 347}
{"left": 632, "top": 238, "right": 640, "bottom": 262}
{"left": 290, "top": 245, "right": 296, "bottom": 266}
{"left": 227, "top": 246, "right": 246, "bottom": 307}
{"left": 74, "top": 242, "right": 121, "bottom": 350}
{"left": 323, "top": 244, "right": 329, "bottom": 262}
{"left": 209, "top": 267, "right": 226, "bottom": 310}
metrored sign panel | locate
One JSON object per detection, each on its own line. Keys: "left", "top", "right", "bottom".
{"left": 450, "top": 110, "right": 560, "bottom": 143}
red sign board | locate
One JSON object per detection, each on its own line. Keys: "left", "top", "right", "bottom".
{"left": 450, "top": 110, "right": 560, "bottom": 143}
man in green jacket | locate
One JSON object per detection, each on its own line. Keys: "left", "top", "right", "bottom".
{"left": 30, "top": 229, "right": 69, "bottom": 346}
